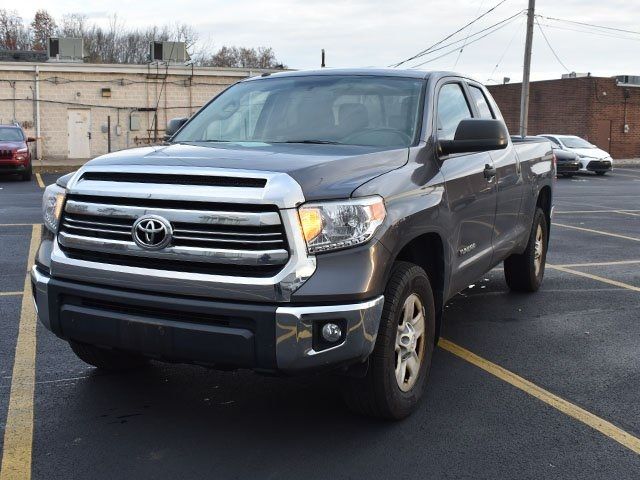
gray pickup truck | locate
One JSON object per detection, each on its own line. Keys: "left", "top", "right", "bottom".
{"left": 33, "top": 69, "right": 554, "bottom": 419}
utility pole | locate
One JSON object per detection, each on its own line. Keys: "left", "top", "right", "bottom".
{"left": 519, "top": 0, "right": 535, "bottom": 137}
{"left": 321, "top": 49, "right": 326, "bottom": 68}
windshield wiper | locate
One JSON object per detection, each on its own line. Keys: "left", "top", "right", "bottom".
{"left": 274, "top": 140, "right": 342, "bottom": 145}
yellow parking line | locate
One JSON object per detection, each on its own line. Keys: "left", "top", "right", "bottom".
{"left": 0, "top": 225, "right": 40, "bottom": 480}
{"left": 439, "top": 338, "right": 640, "bottom": 455}
{"left": 552, "top": 223, "right": 640, "bottom": 242}
{"left": 548, "top": 264, "right": 640, "bottom": 293}
{"left": 34, "top": 173, "right": 45, "bottom": 189}
{"left": 0, "top": 292, "right": 23, "bottom": 297}
{"left": 555, "top": 259, "right": 640, "bottom": 268}
{"left": 0, "top": 224, "right": 41, "bottom": 228}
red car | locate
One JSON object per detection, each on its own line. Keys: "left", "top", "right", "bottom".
{"left": 0, "top": 124, "right": 34, "bottom": 181}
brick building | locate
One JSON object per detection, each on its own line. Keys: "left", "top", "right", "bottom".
{"left": 0, "top": 61, "right": 273, "bottom": 161}
{"left": 487, "top": 76, "right": 640, "bottom": 159}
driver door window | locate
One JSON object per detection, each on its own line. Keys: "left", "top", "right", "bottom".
{"left": 437, "top": 83, "right": 472, "bottom": 141}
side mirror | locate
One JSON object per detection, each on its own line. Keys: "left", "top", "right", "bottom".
{"left": 165, "top": 117, "right": 188, "bottom": 140}
{"left": 26, "top": 136, "right": 36, "bottom": 142}
{"left": 439, "top": 119, "right": 509, "bottom": 156}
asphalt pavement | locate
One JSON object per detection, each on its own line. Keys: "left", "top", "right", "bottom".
{"left": 1, "top": 169, "right": 639, "bottom": 479}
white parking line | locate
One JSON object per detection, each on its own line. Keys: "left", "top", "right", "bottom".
{"left": 552, "top": 223, "right": 640, "bottom": 242}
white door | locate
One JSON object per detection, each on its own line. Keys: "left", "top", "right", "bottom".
{"left": 67, "top": 109, "right": 91, "bottom": 159}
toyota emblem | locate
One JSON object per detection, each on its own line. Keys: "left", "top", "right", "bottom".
{"left": 132, "top": 215, "right": 172, "bottom": 250}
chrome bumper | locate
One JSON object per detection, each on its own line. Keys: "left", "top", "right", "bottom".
{"left": 31, "top": 266, "right": 51, "bottom": 329}
{"left": 31, "top": 266, "right": 384, "bottom": 373}
{"left": 275, "top": 296, "right": 385, "bottom": 372}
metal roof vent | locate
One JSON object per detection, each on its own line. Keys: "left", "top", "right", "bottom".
{"left": 149, "top": 41, "right": 189, "bottom": 63}
{"left": 616, "top": 75, "right": 640, "bottom": 88}
{"left": 47, "top": 38, "right": 84, "bottom": 62}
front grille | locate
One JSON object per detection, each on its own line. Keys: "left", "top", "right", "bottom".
{"left": 0, "top": 149, "right": 13, "bottom": 159}
{"left": 58, "top": 193, "right": 290, "bottom": 276}
{"left": 587, "top": 160, "right": 612, "bottom": 171}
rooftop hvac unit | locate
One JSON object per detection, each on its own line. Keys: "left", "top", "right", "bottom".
{"left": 150, "top": 41, "right": 189, "bottom": 63}
{"left": 47, "top": 38, "right": 84, "bottom": 62}
{"left": 616, "top": 75, "right": 640, "bottom": 87}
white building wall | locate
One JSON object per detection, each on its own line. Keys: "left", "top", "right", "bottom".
{"left": 0, "top": 62, "right": 269, "bottom": 161}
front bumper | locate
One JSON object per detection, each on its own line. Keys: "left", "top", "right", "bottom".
{"left": 0, "top": 161, "right": 28, "bottom": 174}
{"left": 31, "top": 266, "right": 384, "bottom": 374}
{"left": 579, "top": 159, "right": 612, "bottom": 172}
{"left": 557, "top": 161, "right": 580, "bottom": 174}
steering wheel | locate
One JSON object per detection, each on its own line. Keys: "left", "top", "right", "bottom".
{"left": 341, "top": 128, "right": 412, "bottom": 146}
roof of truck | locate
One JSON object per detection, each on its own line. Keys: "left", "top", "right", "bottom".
{"left": 244, "top": 68, "right": 463, "bottom": 81}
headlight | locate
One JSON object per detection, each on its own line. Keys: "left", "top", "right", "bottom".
{"left": 42, "top": 184, "right": 66, "bottom": 233}
{"left": 298, "top": 196, "right": 386, "bottom": 254}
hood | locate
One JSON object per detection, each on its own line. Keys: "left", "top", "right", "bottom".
{"left": 566, "top": 147, "right": 610, "bottom": 159}
{"left": 0, "top": 141, "right": 25, "bottom": 150}
{"left": 85, "top": 142, "right": 409, "bottom": 201}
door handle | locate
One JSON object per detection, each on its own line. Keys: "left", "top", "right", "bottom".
{"left": 483, "top": 164, "right": 496, "bottom": 180}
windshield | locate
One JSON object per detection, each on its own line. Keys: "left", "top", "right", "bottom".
{"left": 559, "top": 136, "right": 594, "bottom": 149}
{"left": 174, "top": 75, "right": 424, "bottom": 148}
{"left": 0, "top": 127, "right": 24, "bottom": 142}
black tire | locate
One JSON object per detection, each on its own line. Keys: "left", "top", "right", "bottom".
{"left": 596, "top": 171, "right": 606, "bottom": 176}
{"left": 21, "top": 164, "right": 32, "bottom": 182}
{"left": 342, "top": 261, "right": 436, "bottom": 420}
{"left": 504, "top": 207, "right": 548, "bottom": 292}
{"left": 69, "top": 340, "right": 148, "bottom": 371}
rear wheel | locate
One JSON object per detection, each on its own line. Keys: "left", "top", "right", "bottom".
{"left": 504, "top": 208, "right": 548, "bottom": 292}
{"left": 342, "top": 262, "right": 435, "bottom": 420}
{"left": 69, "top": 341, "right": 148, "bottom": 371}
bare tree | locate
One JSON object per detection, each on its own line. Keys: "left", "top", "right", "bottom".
{"left": 0, "top": 9, "right": 31, "bottom": 50}
{"left": 31, "top": 10, "right": 57, "bottom": 50}
{"left": 201, "top": 45, "right": 284, "bottom": 69}
{"left": 59, "top": 13, "right": 86, "bottom": 38}
{"left": 0, "top": 11, "right": 285, "bottom": 68}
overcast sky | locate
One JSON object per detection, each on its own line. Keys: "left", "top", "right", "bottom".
{"left": 12, "top": 0, "right": 640, "bottom": 83}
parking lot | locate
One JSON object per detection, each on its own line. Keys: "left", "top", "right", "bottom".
{"left": 1, "top": 169, "right": 639, "bottom": 479}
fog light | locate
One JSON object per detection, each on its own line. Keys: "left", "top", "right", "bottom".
{"left": 321, "top": 323, "right": 342, "bottom": 343}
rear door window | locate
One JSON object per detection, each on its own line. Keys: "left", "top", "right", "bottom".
{"left": 468, "top": 85, "right": 494, "bottom": 119}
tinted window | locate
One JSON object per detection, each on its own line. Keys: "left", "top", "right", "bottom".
{"left": 174, "top": 76, "right": 424, "bottom": 148}
{"left": 437, "top": 83, "right": 472, "bottom": 141}
{"left": 468, "top": 85, "right": 494, "bottom": 119}
{"left": 0, "top": 127, "right": 24, "bottom": 142}
{"left": 558, "top": 136, "right": 595, "bottom": 149}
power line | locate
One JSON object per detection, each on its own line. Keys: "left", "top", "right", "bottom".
{"left": 391, "top": 0, "right": 511, "bottom": 67}
{"left": 535, "top": 17, "right": 570, "bottom": 73}
{"left": 538, "top": 15, "right": 640, "bottom": 36}
{"left": 487, "top": 16, "right": 524, "bottom": 81}
{"left": 408, "top": 13, "right": 522, "bottom": 69}
{"left": 408, "top": 10, "right": 524, "bottom": 59}
{"left": 536, "top": 21, "right": 640, "bottom": 43}
{"left": 453, "top": 0, "right": 486, "bottom": 69}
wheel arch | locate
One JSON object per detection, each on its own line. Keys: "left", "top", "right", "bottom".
{"left": 391, "top": 232, "right": 447, "bottom": 341}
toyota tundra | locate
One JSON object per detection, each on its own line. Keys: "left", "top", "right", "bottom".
{"left": 32, "top": 69, "right": 554, "bottom": 419}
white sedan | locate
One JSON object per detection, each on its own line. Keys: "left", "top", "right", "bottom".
{"left": 538, "top": 134, "right": 613, "bottom": 175}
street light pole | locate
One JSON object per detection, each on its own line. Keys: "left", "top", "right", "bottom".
{"left": 519, "top": 0, "right": 536, "bottom": 137}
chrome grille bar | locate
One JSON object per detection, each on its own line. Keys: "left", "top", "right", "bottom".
{"left": 58, "top": 232, "right": 289, "bottom": 266}
{"left": 65, "top": 200, "right": 281, "bottom": 227}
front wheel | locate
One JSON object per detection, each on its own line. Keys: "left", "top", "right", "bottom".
{"left": 21, "top": 164, "right": 32, "bottom": 181}
{"left": 504, "top": 207, "right": 548, "bottom": 292}
{"left": 342, "top": 262, "right": 435, "bottom": 420}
